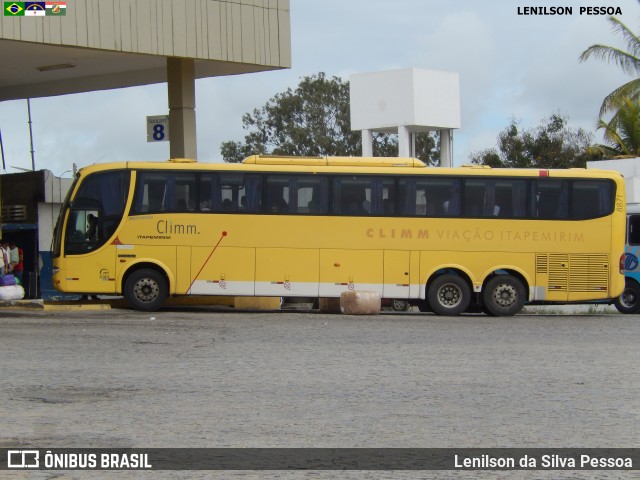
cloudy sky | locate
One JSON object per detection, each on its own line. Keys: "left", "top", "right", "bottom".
{"left": 0, "top": 0, "right": 636, "bottom": 176}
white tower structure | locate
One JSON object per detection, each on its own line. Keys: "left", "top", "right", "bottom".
{"left": 350, "top": 68, "right": 461, "bottom": 166}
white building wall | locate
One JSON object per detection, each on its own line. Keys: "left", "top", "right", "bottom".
{"left": 40, "top": 171, "right": 72, "bottom": 252}
{"left": 39, "top": 172, "right": 74, "bottom": 298}
{"left": 350, "top": 68, "right": 461, "bottom": 166}
{"left": 350, "top": 68, "right": 461, "bottom": 132}
{"left": 587, "top": 158, "right": 640, "bottom": 204}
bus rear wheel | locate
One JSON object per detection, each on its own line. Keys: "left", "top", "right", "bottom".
{"left": 614, "top": 281, "right": 640, "bottom": 314}
{"left": 427, "top": 274, "right": 470, "bottom": 316}
{"left": 124, "top": 268, "right": 167, "bottom": 311}
{"left": 483, "top": 275, "right": 525, "bottom": 317}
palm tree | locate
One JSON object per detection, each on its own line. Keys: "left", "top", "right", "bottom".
{"left": 580, "top": 6, "right": 640, "bottom": 117}
{"left": 589, "top": 98, "right": 640, "bottom": 157}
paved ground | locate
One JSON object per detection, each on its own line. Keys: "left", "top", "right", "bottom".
{"left": 0, "top": 306, "right": 638, "bottom": 479}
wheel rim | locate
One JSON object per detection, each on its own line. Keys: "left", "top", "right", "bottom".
{"left": 437, "top": 283, "right": 463, "bottom": 308}
{"left": 133, "top": 277, "right": 160, "bottom": 304}
{"left": 492, "top": 282, "right": 517, "bottom": 307}
{"left": 620, "top": 288, "right": 637, "bottom": 308}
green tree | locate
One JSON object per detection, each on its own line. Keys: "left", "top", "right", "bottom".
{"left": 590, "top": 98, "right": 640, "bottom": 157}
{"left": 579, "top": 3, "right": 640, "bottom": 117}
{"left": 220, "top": 72, "right": 439, "bottom": 165}
{"left": 469, "top": 114, "right": 596, "bottom": 168}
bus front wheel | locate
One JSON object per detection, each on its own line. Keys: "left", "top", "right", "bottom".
{"left": 483, "top": 275, "right": 525, "bottom": 317}
{"left": 427, "top": 274, "right": 470, "bottom": 316}
{"left": 614, "top": 281, "right": 640, "bottom": 314}
{"left": 124, "top": 268, "right": 167, "bottom": 311}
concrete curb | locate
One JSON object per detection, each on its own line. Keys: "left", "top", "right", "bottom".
{"left": 0, "top": 300, "right": 112, "bottom": 311}
{"left": 44, "top": 302, "right": 112, "bottom": 311}
{"left": 0, "top": 299, "right": 45, "bottom": 309}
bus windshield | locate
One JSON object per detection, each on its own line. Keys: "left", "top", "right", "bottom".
{"left": 60, "top": 170, "right": 130, "bottom": 255}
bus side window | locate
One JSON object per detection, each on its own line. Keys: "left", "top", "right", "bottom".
{"left": 173, "top": 173, "right": 197, "bottom": 212}
{"left": 297, "top": 177, "right": 328, "bottom": 214}
{"left": 493, "top": 180, "right": 527, "bottom": 218}
{"left": 571, "top": 180, "right": 612, "bottom": 219}
{"left": 442, "top": 180, "right": 461, "bottom": 216}
{"left": 462, "top": 179, "right": 486, "bottom": 217}
{"left": 532, "top": 180, "right": 568, "bottom": 219}
{"left": 378, "top": 179, "right": 395, "bottom": 215}
{"left": 212, "top": 173, "right": 262, "bottom": 213}
{"left": 199, "top": 174, "right": 214, "bottom": 211}
{"left": 66, "top": 207, "right": 101, "bottom": 250}
{"left": 398, "top": 179, "right": 417, "bottom": 216}
{"left": 133, "top": 172, "right": 169, "bottom": 213}
{"left": 333, "top": 177, "right": 373, "bottom": 216}
{"left": 399, "top": 178, "right": 459, "bottom": 217}
{"left": 266, "top": 176, "right": 290, "bottom": 214}
{"left": 629, "top": 215, "right": 640, "bottom": 245}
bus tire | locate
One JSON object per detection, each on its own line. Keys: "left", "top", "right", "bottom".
{"left": 427, "top": 274, "right": 470, "bottom": 316}
{"left": 614, "top": 280, "right": 640, "bottom": 314}
{"left": 124, "top": 268, "right": 167, "bottom": 311}
{"left": 483, "top": 275, "right": 525, "bottom": 317}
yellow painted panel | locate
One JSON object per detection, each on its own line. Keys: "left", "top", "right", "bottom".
{"left": 175, "top": 246, "right": 192, "bottom": 295}
{"left": 383, "top": 250, "right": 410, "bottom": 299}
{"left": 319, "top": 249, "right": 383, "bottom": 295}
{"left": 66, "top": 245, "right": 118, "bottom": 294}
{"left": 255, "top": 248, "right": 319, "bottom": 296}
{"left": 190, "top": 246, "right": 255, "bottom": 293}
{"left": 115, "top": 245, "right": 177, "bottom": 294}
{"left": 409, "top": 251, "right": 421, "bottom": 297}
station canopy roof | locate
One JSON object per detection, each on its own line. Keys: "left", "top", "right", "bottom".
{"left": 0, "top": 39, "right": 275, "bottom": 101}
{"left": 0, "top": 0, "right": 291, "bottom": 101}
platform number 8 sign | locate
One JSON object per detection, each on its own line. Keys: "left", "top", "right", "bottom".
{"left": 146, "top": 115, "right": 170, "bottom": 142}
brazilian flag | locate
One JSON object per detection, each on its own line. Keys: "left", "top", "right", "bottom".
{"left": 4, "top": 2, "right": 25, "bottom": 15}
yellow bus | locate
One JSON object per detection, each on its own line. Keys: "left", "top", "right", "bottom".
{"left": 52, "top": 156, "right": 626, "bottom": 315}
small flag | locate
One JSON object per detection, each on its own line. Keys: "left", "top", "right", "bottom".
{"left": 4, "top": 2, "right": 25, "bottom": 15}
{"left": 45, "top": 1, "right": 65, "bottom": 15}
{"left": 24, "top": 1, "right": 45, "bottom": 16}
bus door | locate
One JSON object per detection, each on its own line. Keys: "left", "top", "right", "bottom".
{"left": 63, "top": 200, "right": 118, "bottom": 293}
{"left": 60, "top": 170, "right": 131, "bottom": 294}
